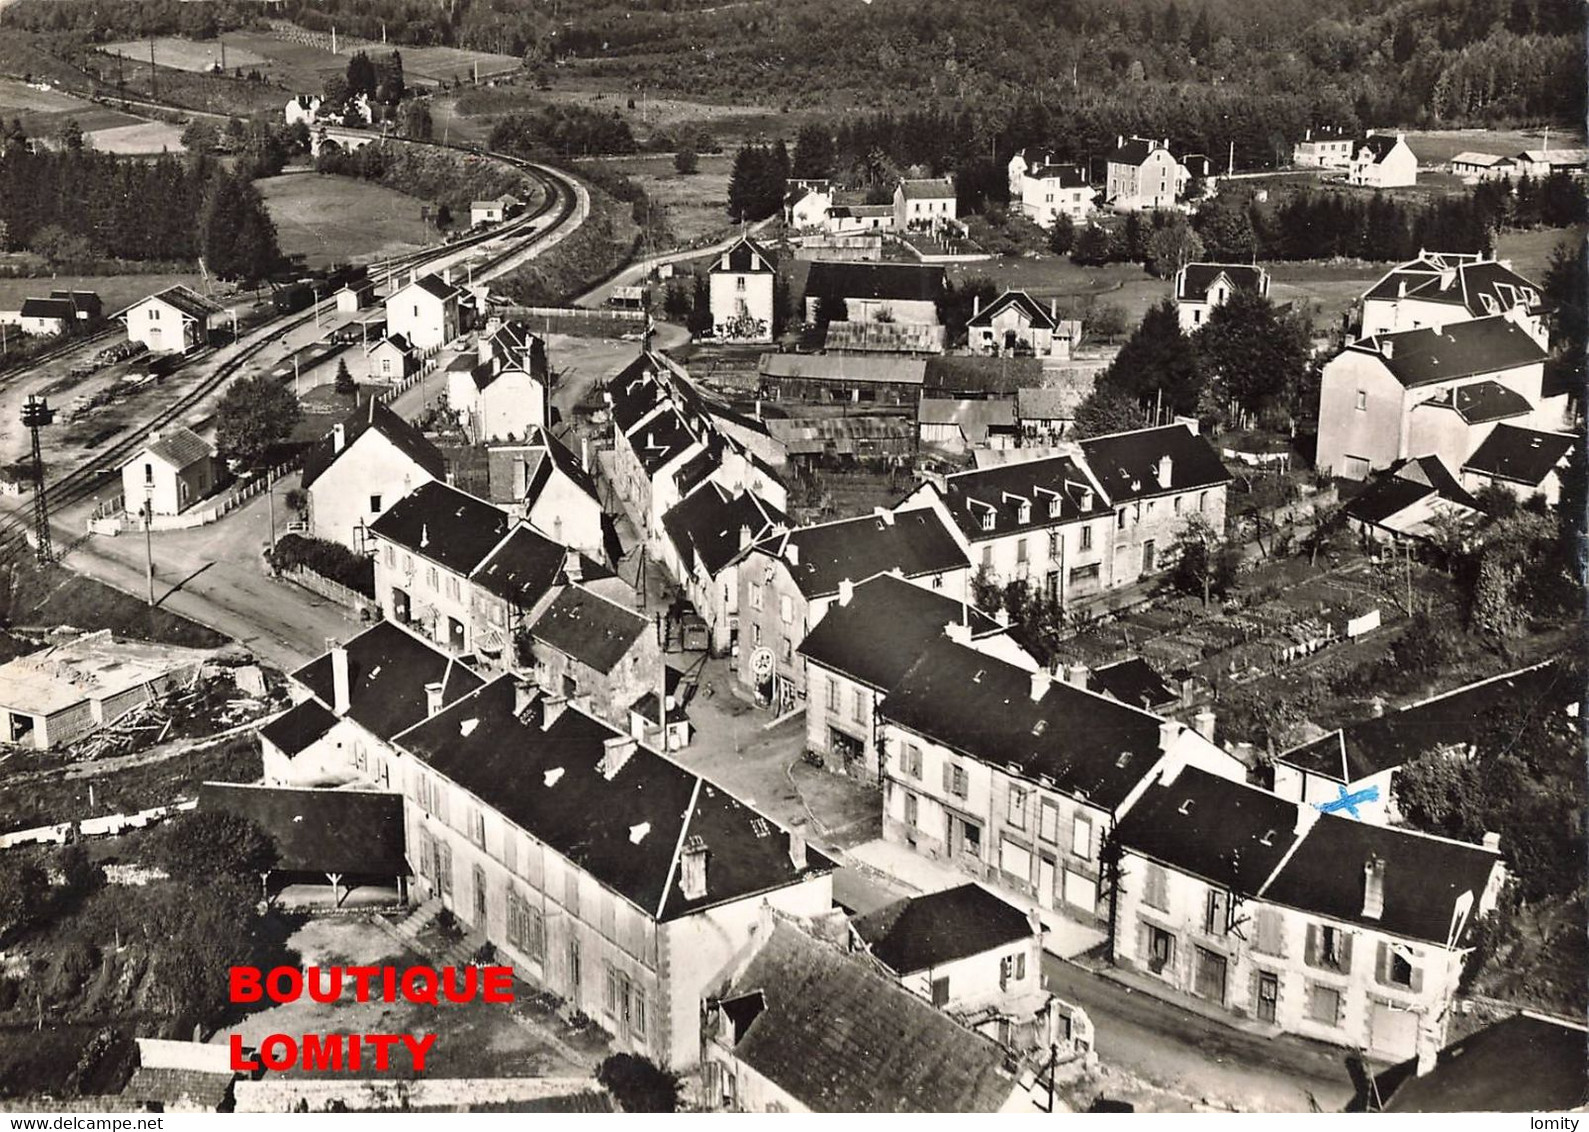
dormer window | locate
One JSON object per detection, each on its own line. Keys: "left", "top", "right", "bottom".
{"left": 1017, "top": 500, "right": 1031, "bottom": 524}
{"left": 1048, "top": 497, "right": 1061, "bottom": 518}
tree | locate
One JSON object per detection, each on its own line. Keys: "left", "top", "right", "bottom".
{"left": 181, "top": 118, "right": 222, "bottom": 155}
{"left": 1071, "top": 384, "right": 1143, "bottom": 438}
{"left": 673, "top": 146, "right": 698, "bottom": 175}
{"left": 597, "top": 1053, "right": 681, "bottom": 1112}
{"left": 200, "top": 171, "right": 281, "bottom": 283}
{"left": 1196, "top": 287, "right": 1310, "bottom": 417}
{"left": 142, "top": 811, "right": 277, "bottom": 879}
{"left": 321, "top": 73, "right": 349, "bottom": 110}
{"left": 334, "top": 358, "right": 356, "bottom": 395}
{"left": 1100, "top": 298, "right": 1204, "bottom": 414}
{"left": 346, "top": 51, "right": 379, "bottom": 99}
{"left": 1194, "top": 193, "right": 1258, "bottom": 260}
{"left": 1046, "top": 212, "right": 1075, "bottom": 255}
{"left": 56, "top": 845, "right": 103, "bottom": 902}
{"left": 1168, "top": 513, "right": 1239, "bottom": 605}
{"left": 1071, "top": 224, "right": 1117, "bottom": 266}
{"left": 0, "top": 859, "right": 47, "bottom": 940}
{"left": 59, "top": 118, "right": 84, "bottom": 152}
{"left": 1142, "top": 214, "right": 1203, "bottom": 277}
{"left": 792, "top": 122, "right": 836, "bottom": 179}
{"left": 216, "top": 374, "right": 301, "bottom": 470}
{"left": 401, "top": 99, "right": 434, "bottom": 141}
{"left": 1086, "top": 302, "right": 1128, "bottom": 342}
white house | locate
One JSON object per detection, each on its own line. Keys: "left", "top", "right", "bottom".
{"left": 967, "top": 290, "right": 1076, "bottom": 357}
{"left": 385, "top": 272, "right": 461, "bottom": 353}
{"left": 1173, "top": 263, "right": 1272, "bottom": 333}
{"left": 486, "top": 428, "right": 608, "bottom": 562}
{"left": 1459, "top": 424, "right": 1577, "bottom": 506}
{"left": 783, "top": 180, "right": 833, "bottom": 230}
{"left": 119, "top": 427, "right": 217, "bottom": 517}
{"left": 1358, "top": 252, "right": 1549, "bottom": 348}
{"left": 284, "top": 94, "right": 322, "bottom": 127}
{"left": 1105, "top": 137, "right": 1189, "bottom": 211}
{"left": 470, "top": 197, "right": 519, "bottom": 227}
{"left": 1293, "top": 127, "right": 1356, "bottom": 169}
{"left": 365, "top": 333, "right": 416, "bottom": 383}
{"left": 114, "top": 285, "right": 226, "bottom": 354}
{"left": 893, "top": 177, "right": 957, "bottom": 234}
{"left": 707, "top": 236, "right": 776, "bottom": 343}
{"left": 300, "top": 399, "right": 447, "bottom": 552}
{"left": 1011, "top": 155, "right": 1094, "bottom": 230}
{"left": 1449, "top": 152, "right": 1516, "bottom": 182}
{"left": 446, "top": 320, "right": 549, "bottom": 443}
{"left": 1348, "top": 133, "right": 1418, "bottom": 189}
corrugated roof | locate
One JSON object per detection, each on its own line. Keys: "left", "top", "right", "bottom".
{"left": 759, "top": 353, "right": 927, "bottom": 386}
{"left": 136, "top": 426, "right": 212, "bottom": 471}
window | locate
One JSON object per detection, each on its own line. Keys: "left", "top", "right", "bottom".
{"left": 942, "top": 762, "right": 969, "bottom": 799}
{"left": 1306, "top": 923, "right": 1353, "bottom": 973}
{"left": 1253, "top": 907, "right": 1285, "bottom": 956}
{"left": 1147, "top": 925, "right": 1175, "bottom": 974}
{"left": 1306, "top": 983, "right": 1341, "bottom": 1026}
{"left": 381, "top": 358, "right": 392, "bottom": 375}
{"left": 931, "top": 976, "right": 950, "bottom": 1007}
{"left": 1379, "top": 942, "right": 1420, "bottom": 990}
{"left": 780, "top": 636, "right": 793, "bottom": 663}
{"left": 370, "top": 494, "right": 383, "bottom": 514}
{"left": 426, "top": 566, "right": 438, "bottom": 590}
{"left": 446, "top": 576, "right": 460, "bottom": 601}
{"left": 1204, "top": 889, "right": 1229, "bottom": 936}
{"left": 1198, "top": 491, "right": 1208, "bottom": 512}
{"left": 999, "top": 953, "right": 1026, "bottom": 989}
{"left": 980, "top": 508, "right": 995, "bottom": 532}
{"left": 826, "top": 677, "right": 840, "bottom": 713}
{"left": 736, "top": 277, "right": 746, "bottom": 291}
{"left": 1000, "top": 838, "right": 1032, "bottom": 882}
{"left": 1355, "top": 390, "right": 1368, "bottom": 411}
{"left": 385, "top": 545, "right": 394, "bottom": 568}
{"left": 981, "top": 544, "right": 993, "bottom": 568}
{"left": 1143, "top": 863, "right": 1169, "bottom": 911}
{"left": 1080, "top": 524, "right": 1093, "bottom": 551}
{"left": 149, "top": 308, "right": 160, "bottom": 320}
{"left": 144, "top": 463, "right": 154, "bottom": 485}
{"left": 903, "top": 744, "right": 922, "bottom": 778}
{"left": 749, "top": 582, "right": 763, "bottom": 611}
{"left": 469, "top": 807, "right": 486, "bottom": 847}
{"left": 1173, "top": 495, "right": 1182, "bottom": 514}
{"left": 564, "top": 868, "right": 580, "bottom": 917}
{"left": 778, "top": 594, "right": 793, "bottom": 624}
{"left": 504, "top": 830, "right": 518, "bottom": 873}
{"left": 1008, "top": 786, "right": 1028, "bottom": 829}
{"left": 1071, "top": 814, "right": 1092, "bottom": 859}
{"left": 1117, "top": 509, "right": 1127, "bottom": 531}
{"left": 1069, "top": 562, "right": 1100, "bottom": 583}
{"left": 1038, "top": 798, "right": 1059, "bottom": 843}
{"left": 752, "top": 624, "right": 762, "bottom": 647}
{"left": 506, "top": 890, "right": 544, "bottom": 960}
{"left": 852, "top": 688, "right": 867, "bottom": 725}
{"left": 904, "top": 792, "right": 918, "bottom": 828}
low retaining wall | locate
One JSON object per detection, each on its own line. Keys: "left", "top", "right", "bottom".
{"left": 233, "top": 1076, "right": 604, "bottom": 1113}
{"left": 278, "top": 564, "right": 372, "bottom": 612}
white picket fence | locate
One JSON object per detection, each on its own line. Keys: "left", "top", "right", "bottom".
{"left": 88, "top": 458, "right": 299, "bottom": 535}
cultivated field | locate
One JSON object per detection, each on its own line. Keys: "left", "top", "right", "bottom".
{"left": 0, "top": 272, "right": 204, "bottom": 315}
{"left": 221, "top": 29, "right": 520, "bottom": 90}
{"left": 0, "top": 77, "right": 143, "bottom": 138}
{"left": 575, "top": 151, "right": 735, "bottom": 244}
{"left": 1403, "top": 127, "right": 1586, "bottom": 166}
{"left": 85, "top": 120, "right": 186, "bottom": 154}
{"left": 256, "top": 172, "right": 438, "bottom": 267}
{"left": 101, "top": 37, "right": 271, "bottom": 75}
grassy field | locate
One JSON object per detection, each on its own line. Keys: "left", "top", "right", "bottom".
{"left": 256, "top": 172, "right": 439, "bottom": 268}
{"left": 222, "top": 28, "right": 519, "bottom": 89}
{"left": 85, "top": 120, "right": 186, "bottom": 154}
{"left": 1403, "top": 127, "right": 1586, "bottom": 166}
{"left": 101, "top": 37, "right": 271, "bottom": 75}
{"left": 0, "top": 272, "right": 203, "bottom": 314}
{"left": 1495, "top": 224, "right": 1581, "bottom": 282}
{"left": 575, "top": 152, "right": 734, "bottom": 244}
{"left": 0, "top": 77, "right": 144, "bottom": 139}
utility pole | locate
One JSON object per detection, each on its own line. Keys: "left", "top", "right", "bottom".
{"left": 143, "top": 492, "right": 156, "bottom": 606}
{"left": 266, "top": 478, "right": 277, "bottom": 554}
{"left": 150, "top": 39, "right": 157, "bottom": 100}
{"left": 21, "top": 395, "right": 55, "bottom": 564}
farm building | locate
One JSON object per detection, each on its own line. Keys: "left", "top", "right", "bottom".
{"left": 114, "top": 285, "right": 228, "bottom": 353}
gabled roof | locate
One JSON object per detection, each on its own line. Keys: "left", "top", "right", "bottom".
{"left": 932, "top": 454, "right": 1111, "bottom": 541}
{"left": 759, "top": 353, "right": 927, "bottom": 386}
{"left": 897, "top": 177, "right": 956, "bottom": 200}
{"left": 1277, "top": 660, "right": 1569, "bottom": 783}
{"left": 531, "top": 584, "right": 650, "bottom": 674}
{"left": 1461, "top": 424, "right": 1576, "bottom": 487}
{"left": 753, "top": 508, "right": 969, "bottom": 600}
{"left": 1107, "top": 137, "right": 1163, "bottom": 166}
{"left": 662, "top": 483, "right": 785, "bottom": 579}
{"left": 805, "top": 261, "right": 946, "bottom": 304}
{"left": 396, "top": 272, "right": 461, "bottom": 302}
{"left": 880, "top": 638, "right": 1171, "bottom": 812}
{"left": 797, "top": 573, "right": 1000, "bottom": 692}
{"left": 628, "top": 407, "right": 699, "bottom": 475}
{"left": 367, "top": 480, "right": 511, "bottom": 576}
{"left": 1297, "top": 126, "right": 1355, "bottom": 143}
{"left": 923, "top": 355, "right": 1047, "bottom": 395}
{"left": 1115, "top": 767, "right": 1304, "bottom": 896}
{"left": 1090, "top": 657, "right": 1177, "bottom": 711}
{"left": 258, "top": 697, "right": 337, "bottom": 757}
{"left": 1263, "top": 814, "right": 1499, "bottom": 945}
{"left": 300, "top": 398, "right": 446, "bottom": 490}
{"left": 967, "top": 290, "right": 1056, "bottom": 330}
{"left": 719, "top": 923, "right": 1017, "bottom": 1112}
{"left": 113, "top": 284, "right": 224, "bottom": 323}
{"left": 1078, "top": 423, "right": 1232, "bottom": 502}
{"left": 1356, "top": 133, "right": 1408, "bottom": 164}
{"left": 1419, "top": 379, "right": 1533, "bottom": 424}
{"left": 716, "top": 235, "right": 775, "bottom": 274}
{"left": 853, "top": 883, "right": 1033, "bottom": 975}
{"left": 291, "top": 620, "right": 484, "bottom": 741}
{"left": 1363, "top": 256, "right": 1544, "bottom": 319}
{"left": 127, "top": 426, "right": 212, "bottom": 472}
{"left": 469, "top": 523, "right": 567, "bottom": 609}
{"left": 396, "top": 677, "right": 833, "bottom": 920}
{"left": 19, "top": 297, "right": 75, "bottom": 320}
{"left": 1016, "top": 383, "right": 1089, "bottom": 420}
{"left": 198, "top": 782, "right": 407, "bottom": 876}
{"left": 1344, "top": 456, "right": 1476, "bottom": 527}
{"left": 1176, "top": 263, "right": 1268, "bottom": 303}
{"left": 1026, "top": 163, "right": 1087, "bottom": 187}
{"left": 1450, "top": 151, "right": 1510, "bottom": 168}
{"left": 1378, "top": 1012, "right": 1589, "bottom": 1112}
{"left": 918, "top": 398, "right": 1016, "bottom": 444}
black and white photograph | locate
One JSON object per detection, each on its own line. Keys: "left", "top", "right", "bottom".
{"left": 0, "top": 0, "right": 1581, "bottom": 1117}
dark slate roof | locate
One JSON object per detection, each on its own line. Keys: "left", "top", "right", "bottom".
{"left": 532, "top": 585, "right": 649, "bottom": 674}
{"left": 721, "top": 923, "right": 1016, "bottom": 1112}
{"left": 880, "top": 638, "right": 1169, "bottom": 811}
{"left": 1277, "top": 661, "right": 1569, "bottom": 783}
{"left": 1357, "top": 134, "right": 1404, "bottom": 164}
{"left": 1027, "top": 163, "right": 1087, "bottom": 187}
{"left": 258, "top": 697, "right": 337, "bottom": 757}
{"left": 1078, "top": 424, "right": 1232, "bottom": 502}
{"left": 1107, "top": 137, "right": 1160, "bottom": 166}
{"left": 292, "top": 620, "right": 485, "bottom": 741}
{"left": 798, "top": 573, "right": 1000, "bottom": 692}
{"left": 1436, "top": 379, "right": 1533, "bottom": 424}
{"left": 19, "top": 297, "right": 75, "bottom": 320}
{"left": 198, "top": 782, "right": 408, "bottom": 876}
{"left": 1300, "top": 126, "right": 1355, "bottom": 142}
{"left": 300, "top": 398, "right": 446, "bottom": 490}
{"left": 1343, "top": 456, "right": 1475, "bottom": 527}
{"left": 662, "top": 483, "right": 786, "bottom": 579}
{"left": 1378, "top": 1012, "right": 1589, "bottom": 1113}
{"left": 1176, "top": 264, "right": 1267, "bottom": 303}
{"left": 967, "top": 290, "right": 1056, "bottom": 330}
{"left": 718, "top": 235, "right": 775, "bottom": 274}
{"left": 470, "top": 524, "right": 566, "bottom": 609}
{"left": 123, "top": 1067, "right": 234, "bottom": 1110}
{"left": 934, "top": 454, "right": 1112, "bottom": 542}
{"left": 151, "top": 284, "right": 224, "bottom": 320}
{"left": 409, "top": 272, "right": 461, "bottom": 301}
{"left": 628, "top": 407, "right": 697, "bottom": 476}
{"left": 923, "top": 355, "right": 1047, "bottom": 395}
{"left": 1264, "top": 814, "right": 1500, "bottom": 945}
{"left": 1354, "top": 316, "right": 1549, "bottom": 388}
{"left": 140, "top": 426, "right": 213, "bottom": 471}
{"left": 1090, "top": 657, "right": 1177, "bottom": 711}
{"left": 805, "top": 261, "right": 946, "bottom": 304}
{"left": 1461, "top": 424, "right": 1576, "bottom": 487}
{"left": 608, "top": 355, "right": 665, "bottom": 431}
{"left": 397, "top": 677, "right": 833, "bottom": 920}
{"left": 530, "top": 426, "right": 601, "bottom": 502}
{"left": 367, "top": 481, "right": 511, "bottom": 577}
{"left": 898, "top": 177, "right": 956, "bottom": 200}
{"left": 853, "top": 883, "right": 1033, "bottom": 974}
{"left": 755, "top": 508, "right": 969, "bottom": 599}
{"left": 1115, "top": 768, "right": 1302, "bottom": 895}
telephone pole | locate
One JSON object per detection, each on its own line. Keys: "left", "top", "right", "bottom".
{"left": 21, "top": 395, "right": 55, "bottom": 564}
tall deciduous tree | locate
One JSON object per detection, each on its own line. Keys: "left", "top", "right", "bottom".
{"left": 1196, "top": 287, "right": 1310, "bottom": 416}
{"left": 1100, "top": 298, "right": 1204, "bottom": 414}
{"left": 216, "top": 374, "right": 301, "bottom": 469}
{"left": 1072, "top": 384, "right": 1144, "bottom": 438}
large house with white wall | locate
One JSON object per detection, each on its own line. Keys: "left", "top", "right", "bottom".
{"left": 1104, "top": 137, "right": 1189, "bottom": 212}
{"left": 1009, "top": 153, "right": 1094, "bottom": 230}
{"left": 1358, "top": 252, "right": 1549, "bottom": 347}
{"left": 894, "top": 177, "right": 957, "bottom": 234}
{"left": 1293, "top": 127, "right": 1356, "bottom": 169}
{"left": 804, "top": 261, "right": 945, "bottom": 326}
{"left": 966, "top": 290, "right": 1078, "bottom": 358}
{"left": 485, "top": 428, "right": 607, "bottom": 562}
{"left": 445, "top": 320, "right": 549, "bottom": 443}
{"left": 1173, "top": 263, "right": 1271, "bottom": 333}
{"left": 708, "top": 236, "right": 776, "bottom": 343}
{"left": 300, "top": 399, "right": 446, "bottom": 552}
{"left": 118, "top": 427, "right": 218, "bottom": 518}
{"left": 1348, "top": 133, "right": 1418, "bottom": 188}
{"left": 660, "top": 482, "right": 786, "bottom": 656}
{"left": 783, "top": 180, "right": 834, "bottom": 231}
{"left": 385, "top": 272, "right": 461, "bottom": 352}
{"left": 114, "top": 285, "right": 226, "bottom": 354}
{"left": 1112, "top": 764, "right": 1505, "bottom": 1062}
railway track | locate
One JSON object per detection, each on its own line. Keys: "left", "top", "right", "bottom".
{"left": 0, "top": 140, "right": 581, "bottom": 562}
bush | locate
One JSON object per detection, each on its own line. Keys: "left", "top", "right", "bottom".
{"left": 597, "top": 1053, "right": 681, "bottom": 1112}
{"left": 269, "top": 533, "right": 376, "bottom": 597}
{"left": 673, "top": 147, "right": 698, "bottom": 175}
{"left": 140, "top": 812, "right": 276, "bottom": 879}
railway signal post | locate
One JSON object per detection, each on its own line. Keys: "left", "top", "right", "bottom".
{"left": 21, "top": 395, "right": 55, "bottom": 565}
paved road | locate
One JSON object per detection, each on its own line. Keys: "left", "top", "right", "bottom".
{"left": 572, "top": 218, "right": 777, "bottom": 308}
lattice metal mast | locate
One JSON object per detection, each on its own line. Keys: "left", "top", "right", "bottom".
{"left": 21, "top": 395, "right": 55, "bottom": 564}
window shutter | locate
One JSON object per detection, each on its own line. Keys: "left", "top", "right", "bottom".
{"left": 1304, "top": 923, "right": 1319, "bottom": 967}
{"left": 942, "top": 759, "right": 954, "bottom": 793}
{"left": 1408, "top": 957, "right": 1424, "bottom": 994}
{"left": 1375, "top": 940, "right": 1390, "bottom": 986}
{"left": 1338, "top": 931, "right": 1354, "bottom": 974}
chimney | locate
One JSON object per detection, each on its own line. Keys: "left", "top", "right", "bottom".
{"left": 1233, "top": 741, "right": 1256, "bottom": 766}
{"left": 837, "top": 578, "right": 854, "bottom": 607}
{"left": 1029, "top": 668, "right": 1052, "bottom": 703}
{"left": 1157, "top": 454, "right": 1173, "bottom": 485}
{"left": 787, "top": 829, "right": 807, "bottom": 870}
{"left": 1397, "top": 279, "right": 1407, "bottom": 298}
{"left": 540, "top": 694, "right": 568, "bottom": 731}
{"left": 1482, "top": 831, "right": 1501, "bottom": 851}
{"left": 512, "top": 678, "right": 538, "bottom": 718}
{"left": 680, "top": 838, "right": 708, "bottom": 900}
{"left": 478, "top": 333, "right": 493, "bottom": 366}
{"left": 944, "top": 620, "right": 973, "bottom": 645}
{"left": 332, "top": 422, "right": 346, "bottom": 454}
{"left": 973, "top": 294, "right": 981, "bottom": 317}
{"left": 1380, "top": 339, "right": 1394, "bottom": 361}
{"left": 1362, "top": 855, "right": 1386, "bottom": 920}
{"left": 785, "top": 541, "right": 800, "bottom": 566}
{"left": 331, "top": 645, "right": 351, "bottom": 715}
{"left": 1158, "top": 719, "right": 1181, "bottom": 753}
{"left": 1305, "top": 127, "right": 1312, "bottom": 141}
{"left": 1117, "top": 135, "right": 1124, "bottom": 149}
{"left": 1050, "top": 298, "right": 1058, "bottom": 321}
{"left": 599, "top": 734, "right": 637, "bottom": 779}
{"left": 424, "top": 681, "right": 444, "bottom": 717}
{"left": 443, "top": 266, "right": 454, "bottom": 286}
{"left": 754, "top": 398, "right": 763, "bottom": 421}
{"left": 1193, "top": 709, "right": 1216, "bottom": 742}
{"left": 738, "top": 524, "right": 752, "bottom": 551}
{"left": 563, "top": 549, "right": 583, "bottom": 583}
{"left": 874, "top": 506, "right": 896, "bottom": 526}
{"left": 580, "top": 435, "right": 592, "bottom": 474}
{"left": 1065, "top": 663, "right": 1089, "bottom": 689}
{"left": 511, "top": 453, "right": 528, "bottom": 498}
